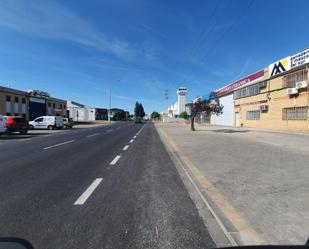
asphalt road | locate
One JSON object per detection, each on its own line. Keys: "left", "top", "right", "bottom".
{"left": 0, "top": 122, "right": 214, "bottom": 249}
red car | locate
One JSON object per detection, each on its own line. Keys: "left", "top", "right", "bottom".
{"left": 5, "top": 116, "right": 29, "bottom": 134}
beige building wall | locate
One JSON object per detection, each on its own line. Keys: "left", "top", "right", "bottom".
{"left": 234, "top": 66, "right": 309, "bottom": 132}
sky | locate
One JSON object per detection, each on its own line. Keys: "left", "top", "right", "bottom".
{"left": 0, "top": 0, "right": 309, "bottom": 114}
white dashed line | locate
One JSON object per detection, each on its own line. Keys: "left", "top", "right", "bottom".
{"left": 106, "top": 129, "right": 113, "bottom": 132}
{"left": 123, "top": 145, "right": 129, "bottom": 151}
{"left": 18, "top": 138, "right": 32, "bottom": 142}
{"left": 86, "top": 133, "right": 100, "bottom": 138}
{"left": 136, "top": 125, "right": 145, "bottom": 135}
{"left": 133, "top": 135, "right": 137, "bottom": 138}
{"left": 110, "top": 155, "right": 121, "bottom": 165}
{"left": 74, "top": 178, "right": 103, "bottom": 205}
{"left": 129, "top": 139, "right": 134, "bottom": 143}
{"left": 116, "top": 127, "right": 121, "bottom": 129}
{"left": 43, "top": 140, "right": 75, "bottom": 150}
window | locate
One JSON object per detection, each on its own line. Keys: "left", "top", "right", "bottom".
{"left": 22, "top": 98, "right": 26, "bottom": 104}
{"left": 64, "top": 105, "right": 66, "bottom": 109}
{"left": 53, "top": 103, "right": 56, "bottom": 108}
{"left": 15, "top": 96, "right": 19, "bottom": 103}
{"left": 48, "top": 102, "right": 51, "bottom": 107}
{"left": 14, "top": 113, "right": 19, "bottom": 116}
{"left": 246, "top": 110, "right": 260, "bottom": 120}
{"left": 282, "top": 106, "right": 308, "bottom": 120}
{"left": 6, "top": 95, "right": 11, "bottom": 101}
{"left": 234, "top": 81, "right": 267, "bottom": 100}
{"left": 283, "top": 69, "right": 307, "bottom": 88}
{"left": 60, "top": 104, "right": 63, "bottom": 109}
{"left": 35, "top": 118, "right": 44, "bottom": 122}
{"left": 22, "top": 114, "right": 26, "bottom": 118}
{"left": 6, "top": 113, "right": 11, "bottom": 116}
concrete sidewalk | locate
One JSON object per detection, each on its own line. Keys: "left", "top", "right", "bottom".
{"left": 155, "top": 122, "right": 309, "bottom": 245}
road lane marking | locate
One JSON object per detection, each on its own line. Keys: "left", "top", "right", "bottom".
{"left": 43, "top": 140, "right": 75, "bottom": 150}
{"left": 116, "top": 127, "right": 121, "bottom": 129}
{"left": 133, "top": 135, "right": 137, "bottom": 138}
{"left": 86, "top": 133, "right": 100, "bottom": 138}
{"left": 129, "top": 139, "right": 134, "bottom": 143}
{"left": 18, "top": 138, "right": 32, "bottom": 142}
{"left": 74, "top": 178, "right": 103, "bottom": 205}
{"left": 106, "top": 129, "right": 113, "bottom": 132}
{"left": 123, "top": 145, "right": 129, "bottom": 151}
{"left": 110, "top": 155, "right": 121, "bottom": 165}
{"left": 136, "top": 125, "right": 145, "bottom": 135}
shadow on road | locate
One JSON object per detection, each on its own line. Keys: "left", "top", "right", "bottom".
{"left": 0, "top": 132, "right": 49, "bottom": 140}
{"left": 212, "top": 129, "right": 250, "bottom": 133}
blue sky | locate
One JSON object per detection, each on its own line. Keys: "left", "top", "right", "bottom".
{"left": 0, "top": 0, "right": 309, "bottom": 113}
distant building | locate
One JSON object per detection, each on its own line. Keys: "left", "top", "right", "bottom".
{"left": 162, "top": 87, "right": 188, "bottom": 117}
{"left": 176, "top": 87, "right": 187, "bottom": 115}
{"left": 0, "top": 86, "right": 66, "bottom": 121}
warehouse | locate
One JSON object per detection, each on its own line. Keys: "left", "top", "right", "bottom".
{"left": 0, "top": 86, "right": 29, "bottom": 119}
{"left": 0, "top": 87, "right": 66, "bottom": 121}
{"left": 234, "top": 48, "right": 309, "bottom": 132}
{"left": 212, "top": 69, "right": 265, "bottom": 126}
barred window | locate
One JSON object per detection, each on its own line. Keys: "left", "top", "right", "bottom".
{"left": 283, "top": 69, "right": 307, "bottom": 88}
{"left": 246, "top": 110, "right": 260, "bottom": 120}
{"left": 282, "top": 106, "right": 308, "bottom": 120}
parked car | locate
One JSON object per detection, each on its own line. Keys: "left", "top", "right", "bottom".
{"left": 0, "top": 115, "right": 7, "bottom": 135}
{"left": 29, "top": 116, "right": 64, "bottom": 130}
{"left": 63, "top": 117, "right": 74, "bottom": 128}
{"left": 5, "top": 116, "right": 29, "bottom": 134}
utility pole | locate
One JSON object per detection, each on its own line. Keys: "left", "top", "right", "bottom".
{"left": 108, "top": 88, "right": 111, "bottom": 123}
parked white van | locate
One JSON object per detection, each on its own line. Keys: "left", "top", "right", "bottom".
{"left": 0, "top": 115, "right": 7, "bottom": 135}
{"left": 29, "top": 116, "right": 64, "bottom": 130}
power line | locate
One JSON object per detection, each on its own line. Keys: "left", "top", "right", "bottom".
{"left": 184, "top": 0, "right": 255, "bottom": 81}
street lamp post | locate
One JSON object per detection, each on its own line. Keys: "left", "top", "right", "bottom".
{"left": 108, "top": 88, "right": 111, "bottom": 123}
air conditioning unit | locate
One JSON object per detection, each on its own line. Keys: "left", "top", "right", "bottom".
{"left": 260, "top": 105, "right": 268, "bottom": 111}
{"left": 287, "top": 88, "right": 298, "bottom": 95}
{"left": 295, "top": 81, "right": 308, "bottom": 89}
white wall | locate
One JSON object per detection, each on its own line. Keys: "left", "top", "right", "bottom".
{"left": 215, "top": 94, "right": 234, "bottom": 126}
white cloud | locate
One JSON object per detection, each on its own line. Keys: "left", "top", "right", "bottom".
{"left": 0, "top": 0, "right": 141, "bottom": 60}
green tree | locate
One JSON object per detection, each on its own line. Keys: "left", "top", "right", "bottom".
{"left": 188, "top": 98, "right": 223, "bottom": 131}
{"left": 151, "top": 111, "right": 160, "bottom": 120}
{"left": 134, "top": 102, "right": 146, "bottom": 118}
{"left": 179, "top": 111, "right": 188, "bottom": 119}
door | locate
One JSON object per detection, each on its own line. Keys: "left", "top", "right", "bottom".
{"left": 235, "top": 112, "right": 240, "bottom": 127}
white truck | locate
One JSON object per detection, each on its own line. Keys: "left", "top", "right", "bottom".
{"left": 29, "top": 116, "right": 64, "bottom": 130}
{"left": 0, "top": 115, "right": 7, "bottom": 135}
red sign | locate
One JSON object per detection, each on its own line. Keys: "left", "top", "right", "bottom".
{"left": 215, "top": 70, "right": 264, "bottom": 97}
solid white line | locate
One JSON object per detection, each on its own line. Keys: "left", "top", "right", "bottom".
{"left": 86, "top": 133, "right": 100, "bottom": 138}
{"left": 129, "top": 139, "right": 134, "bottom": 143}
{"left": 123, "top": 145, "right": 129, "bottom": 151}
{"left": 43, "top": 140, "right": 75, "bottom": 150}
{"left": 110, "top": 155, "right": 121, "bottom": 165}
{"left": 74, "top": 178, "right": 103, "bottom": 205}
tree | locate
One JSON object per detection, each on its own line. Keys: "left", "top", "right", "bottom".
{"left": 113, "top": 110, "right": 126, "bottom": 121}
{"left": 188, "top": 98, "right": 223, "bottom": 131}
{"left": 134, "top": 102, "right": 146, "bottom": 118}
{"left": 179, "top": 111, "right": 188, "bottom": 119}
{"left": 151, "top": 111, "right": 160, "bottom": 120}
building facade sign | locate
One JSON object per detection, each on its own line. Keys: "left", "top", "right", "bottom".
{"left": 268, "top": 48, "right": 309, "bottom": 77}
{"left": 268, "top": 57, "right": 291, "bottom": 77}
{"left": 215, "top": 70, "right": 264, "bottom": 97}
{"left": 290, "top": 49, "right": 309, "bottom": 69}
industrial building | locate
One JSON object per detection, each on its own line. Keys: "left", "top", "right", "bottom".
{"left": 211, "top": 48, "right": 309, "bottom": 132}
{"left": 0, "top": 87, "right": 66, "bottom": 121}
{"left": 67, "top": 101, "right": 109, "bottom": 122}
